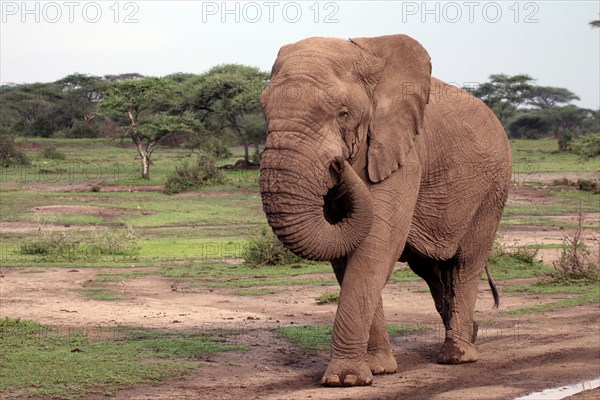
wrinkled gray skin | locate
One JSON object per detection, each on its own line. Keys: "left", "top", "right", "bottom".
{"left": 259, "top": 34, "right": 512, "bottom": 387}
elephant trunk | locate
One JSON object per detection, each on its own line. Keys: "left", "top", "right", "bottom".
{"left": 260, "top": 147, "right": 373, "bottom": 261}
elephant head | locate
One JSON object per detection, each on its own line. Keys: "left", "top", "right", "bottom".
{"left": 259, "top": 34, "right": 432, "bottom": 261}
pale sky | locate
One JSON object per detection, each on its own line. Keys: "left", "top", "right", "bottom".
{"left": 1, "top": 1, "right": 599, "bottom": 109}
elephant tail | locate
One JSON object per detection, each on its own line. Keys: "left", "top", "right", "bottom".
{"left": 485, "top": 265, "right": 500, "bottom": 309}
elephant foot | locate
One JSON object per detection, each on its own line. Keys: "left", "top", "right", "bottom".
{"left": 320, "top": 357, "right": 373, "bottom": 387}
{"left": 437, "top": 337, "right": 478, "bottom": 364}
{"left": 367, "top": 349, "right": 397, "bottom": 375}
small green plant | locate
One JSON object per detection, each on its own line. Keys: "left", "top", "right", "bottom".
{"left": 39, "top": 145, "right": 66, "bottom": 160}
{"left": 545, "top": 206, "right": 599, "bottom": 285}
{"left": 163, "top": 153, "right": 226, "bottom": 194}
{"left": 315, "top": 291, "right": 339, "bottom": 304}
{"left": 242, "top": 225, "right": 302, "bottom": 267}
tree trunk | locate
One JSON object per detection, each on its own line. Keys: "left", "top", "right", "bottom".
{"left": 132, "top": 134, "right": 151, "bottom": 180}
{"left": 141, "top": 153, "right": 150, "bottom": 180}
{"left": 244, "top": 142, "right": 250, "bottom": 163}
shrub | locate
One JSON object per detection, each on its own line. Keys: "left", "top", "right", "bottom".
{"left": 570, "top": 132, "right": 600, "bottom": 160}
{"left": 576, "top": 179, "right": 599, "bottom": 194}
{"left": 203, "top": 138, "right": 232, "bottom": 159}
{"left": 163, "top": 154, "right": 226, "bottom": 194}
{"left": 243, "top": 225, "right": 301, "bottom": 266}
{"left": 39, "top": 145, "right": 66, "bottom": 160}
{"left": 546, "top": 206, "right": 599, "bottom": 285}
{"left": 0, "top": 133, "right": 29, "bottom": 166}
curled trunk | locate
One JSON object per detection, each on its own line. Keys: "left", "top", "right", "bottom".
{"left": 260, "top": 149, "right": 373, "bottom": 261}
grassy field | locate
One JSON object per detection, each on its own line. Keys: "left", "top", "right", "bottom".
{"left": 510, "top": 139, "right": 599, "bottom": 173}
{"left": 1, "top": 138, "right": 598, "bottom": 398}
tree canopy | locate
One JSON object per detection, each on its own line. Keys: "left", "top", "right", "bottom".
{"left": 99, "top": 77, "right": 202, "bottom": 179}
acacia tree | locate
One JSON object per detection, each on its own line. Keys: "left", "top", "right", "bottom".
{"left": 527, "top": 86, "right": 580, "bottom": 110}
{"left": 466, "top": 74, "right": 535, "bottom": 126}
{"left": 99, "top": 77, "right": 202, "bottom": 179}
{"left": 189, "top": 64, "right": 269, "bottom": 162}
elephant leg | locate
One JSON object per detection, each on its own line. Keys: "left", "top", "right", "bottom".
{"left": 331, "top": 258, "right": 397, "bottom": 375}
{"left": 437, "top": 214, "right": 498, "bottom": 364}
{"left": 409, "top": 256, "right": 480, "bottom": 362}
{"left": 435, "top": 258, "right": 480, "bottom": 364}
{"left": 367, "top": 297, "right": 397, "bottom": 374}
{"left": 321, "top": 165, "right": 420, "bottom": 387}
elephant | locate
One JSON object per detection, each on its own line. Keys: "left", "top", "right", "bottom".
{"left": 259, "top": 34, "right": 512, "bottom": 387}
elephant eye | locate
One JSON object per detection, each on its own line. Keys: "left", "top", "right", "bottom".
{"left": 338, "top": 110, "right": 349, "bottom": 119}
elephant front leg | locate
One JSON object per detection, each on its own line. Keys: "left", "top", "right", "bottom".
{"left": 367, "top": 298, "right": 397, "bottom": 375}
{"left": 321, "top": 246, "right": 396, "bottom": 386}
{"left": 331, "top": 261, "right": 397, "bottom": 377}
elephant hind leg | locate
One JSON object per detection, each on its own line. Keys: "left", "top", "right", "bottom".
{"left": 408, "top": 256, "right": 479, "bottom": 364}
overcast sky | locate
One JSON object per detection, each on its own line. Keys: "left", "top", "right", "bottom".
{"left": 1, "top": 1, "right": 599, "bottom": 108}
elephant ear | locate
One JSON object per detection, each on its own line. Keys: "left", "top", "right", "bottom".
{"left": 350, "top": 35, "right": 432, "bottom": 183}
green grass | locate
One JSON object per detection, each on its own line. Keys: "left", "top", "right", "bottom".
{"left": 510, "top": 139, "right": 599, "bottom": 173}
{"left": 78, "top": 287, "right": 127, "bottom": 301}
{"left": 0, "top": 318, "right": 246, "bottom": 399}
{"left": 389, "top": 268, "right": 421, "bottom": 282}
{"left": 159, "top": 261, "right": 335, "bottom": 288}
{"left": 502, "top": 288, "right": 599, "bottom": 316}
{"left": 503, "top": 283, "right": 593, "bottom": 295}
{"left": 315, "top": 291, "right": 340, "bottom": 304}
{"left": 276, "top": 324, "right": 424, "bottom": 353}
{"left": 487, "top": 253, "right": 553, "bottom": 280}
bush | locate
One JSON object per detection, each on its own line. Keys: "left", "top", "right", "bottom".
{"left": 0, "top": 133, "right": 29, "bottom": 166}
{"left": 243, "top": 225, "right": 301, "bottom": 266}
{"left": 546, "top": 206, "right": 599, "bottom": 285}
{"left": 576, "top": 179, "right": 599, "bottom": 194}
{"left": 39, "top": 145, "right": 66, "bottom": 160}
{"left": 570, "top": 132, "right": 600, "bottom": 160}
{"left": 163, "top": 153, "right": 226, "bottom": 194}
{"left": 203, "top": 137, "right": 232, "bottom": 159}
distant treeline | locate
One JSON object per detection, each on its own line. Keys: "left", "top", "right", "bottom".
{"left": 1, "top": 69, "right": 598, "bottom": 175}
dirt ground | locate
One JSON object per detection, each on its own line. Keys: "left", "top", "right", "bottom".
{"left": 1, "top": 261, "right": 598, "bottom": 400}
{"left": 1, "top": 183, "right": 599, "bottom": 399}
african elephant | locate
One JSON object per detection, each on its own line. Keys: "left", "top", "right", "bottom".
{"left": 259, "top": 34, "right": 511, "bottom": 387}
